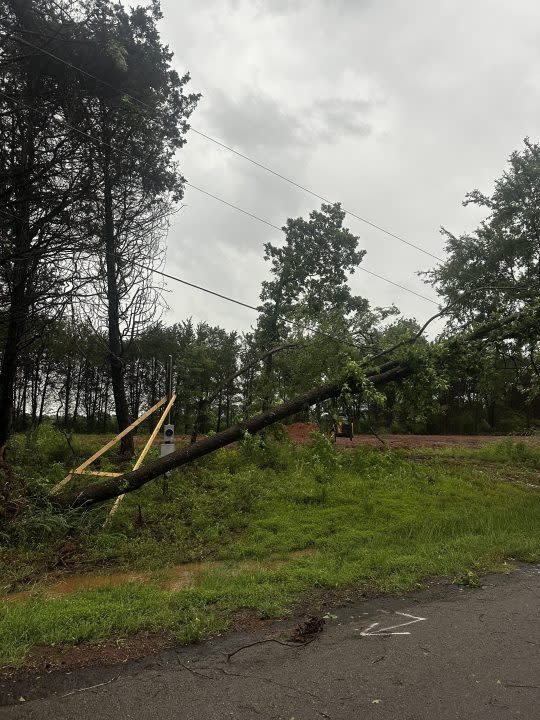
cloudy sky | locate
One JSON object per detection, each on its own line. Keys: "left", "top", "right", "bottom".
{"left": 154, "top": 0, "right": 540, "bottom": 335}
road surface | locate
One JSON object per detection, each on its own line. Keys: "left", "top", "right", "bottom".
{"left": 2, "top": 565, "right": 539, "bottom": 719}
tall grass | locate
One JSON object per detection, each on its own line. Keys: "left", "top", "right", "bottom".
{"left": 1, "top": 434, "right": 539, "bottom": 667}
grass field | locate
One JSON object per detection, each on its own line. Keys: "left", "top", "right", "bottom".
{"left": 1, "top": 426, "right": 539, "bottom": 668}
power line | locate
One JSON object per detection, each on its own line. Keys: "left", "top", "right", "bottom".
{"left": 143, "top": 262, "right": 261, "bottom": 313}
{"left": 130, "top": 261, "right": 385, "bottom": 351}
{"left": 0, "top": 200, "right": 401, "bottom": 351}
{"left": 187, "top": 183, "right": 282, "bottom": 232}
{"left": 188, "top": 129, "right": 443, "bottom": 262}
{"left": 0, "top": 88, "right": 438, "bottom": 305}
{"left": 6, "top": 31, "right": 443, "bottom": 263}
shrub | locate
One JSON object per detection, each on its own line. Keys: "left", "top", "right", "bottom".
{"left": 302, "top": 432, "right": 342, "bottom": 502}
{"left": 239, "top": 431, "right": 294, "bottom": 471}
{"left": 9, "top": 423, "right": 79, "bottom": 467}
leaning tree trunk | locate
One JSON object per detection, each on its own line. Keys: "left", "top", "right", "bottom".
{"left": 53, "top": 360, "right": 408, "bottom": 509}
{"left": 102, "top": 142, "right": 134, "bottom": 458}
{"left": 52, "top": 303, "right": 534, "bottom": 510}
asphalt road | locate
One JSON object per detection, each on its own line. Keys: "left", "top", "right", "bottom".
{"left": 2, "top": 565, "right": 539, "bottom": 719}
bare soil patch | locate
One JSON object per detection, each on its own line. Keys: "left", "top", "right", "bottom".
{"left": 282, "top": 422, "right": 540, "bottom": 449}
{"left": 283, "top": 422, "right": 320, "bottom": 442}
{"left": 86, "top": 425, "right": 539, "bottom": 451}
{"left": 343, "top": 433, "right": 540, "bottom": 449}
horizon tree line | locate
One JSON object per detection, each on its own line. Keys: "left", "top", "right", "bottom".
{"left": 2, "top": 0, "right": 540, "bottom": 493}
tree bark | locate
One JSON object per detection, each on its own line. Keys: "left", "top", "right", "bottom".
{"left": 53, "top": 361, "right": 408, "bottom": 509}
{"left": 0, "top": 270, "right": 28, "bottom": 460}
{"left": 0, "top": 81, "right": 33, "bottom": 460}
{"left": 63, "top": 360, "right": 72, "bottom": 427}
{"left": 216, "top": 392, "right": 223, "bottom": 432}
{"left": 38, "top": 360, "right": 52, "bottom": 423}
{"left": 102, "top": 139, "right": 134, "bottom": 457}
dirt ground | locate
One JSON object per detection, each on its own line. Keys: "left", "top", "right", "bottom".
{"left": 283, "top": 422, "right": 540, "bottom": 449}
{"left": 86, "top": 423, "right": 537, "bottom": 452}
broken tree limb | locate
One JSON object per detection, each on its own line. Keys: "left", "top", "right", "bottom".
{"left": 52, "top": 361, "right": 409, "bottom": 509}
{"left": 365, "top": 286, "right": 537, "bottom": 367}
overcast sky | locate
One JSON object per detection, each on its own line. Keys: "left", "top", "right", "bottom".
{"left": 154, "top": 0, "right": 540, "bottom": 336}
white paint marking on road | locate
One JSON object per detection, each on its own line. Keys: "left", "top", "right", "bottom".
{"left": 360, "top": 611, "right": 427, "bottom": 637}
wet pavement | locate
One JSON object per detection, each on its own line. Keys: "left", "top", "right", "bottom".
{"left": 2, "top": 565, "right": 539, "bottom": 719}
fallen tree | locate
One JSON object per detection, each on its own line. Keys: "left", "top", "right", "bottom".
{"left": 190, "top": 342, "right": 299, "bottom": 444}
{"left": 52, "top": 299, "right": 540, "bottom": 510}
{"left": 53, "top": 360, "right": 408, "bottom": 508}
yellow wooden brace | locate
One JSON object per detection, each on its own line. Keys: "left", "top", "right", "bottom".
{"left": 106, "top": 393, "right": 177, "bottom": 521}
{"left": 50, "top": 397, "right": 167, "bottom": 495}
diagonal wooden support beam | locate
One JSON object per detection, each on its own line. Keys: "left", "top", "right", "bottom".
{"left": 50, "top": 397, "right": 168, "bottom": 495}
{"left": 105, "top": 394, "right": 177, "bottom": 521}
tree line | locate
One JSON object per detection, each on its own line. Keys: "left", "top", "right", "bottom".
{"left": 9, "top": 305, "right": 540, "bottom": 440}
{"left": 3, "top": 0, "right": 540, "bottom": 493}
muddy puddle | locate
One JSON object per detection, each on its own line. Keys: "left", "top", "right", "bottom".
{"left": 2, "top": 550, "right": 315, "bottom": 603}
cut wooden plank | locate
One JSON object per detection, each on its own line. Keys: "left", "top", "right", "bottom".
{"left": 50, "top": 397, "right": 167, "bottom": 495}
{"left": 133, "top": 394, "right": 177, "bottom": 471}
{"left": 106, "top": 394, "right": 177, "bottom": 521}
{"left": 74, "top": 470, "right": 124, "bottom": 477}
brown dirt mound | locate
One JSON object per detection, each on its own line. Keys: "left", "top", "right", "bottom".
{"left": 284, "top": 422, "right": 321, "bottom": 442}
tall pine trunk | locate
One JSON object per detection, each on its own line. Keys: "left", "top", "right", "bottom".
{"left": 0, "top": 270, "right": 28, "bottom": 462}
{"left": 102, "top": 139, "right": 133, "bottom": 457}
{"left": 0, "top": 53, "right": 33, "bottom": 463}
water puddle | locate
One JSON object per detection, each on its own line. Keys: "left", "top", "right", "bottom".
{"left": 2, "top": 550, "right": 315, "bottom": 603}
{"left": 3, "top": 571, "right": 150, "bottom": 603}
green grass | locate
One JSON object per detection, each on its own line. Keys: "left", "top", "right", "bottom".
{"left": 406, "top": 438, "right": 540, "bottom": 467}
{"left": 1, "top": 430, "right": 539, "bottom": 668}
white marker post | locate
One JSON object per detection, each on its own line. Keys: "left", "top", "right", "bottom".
{"left": 160, "top": 355, "right": 175, "bottom": 458}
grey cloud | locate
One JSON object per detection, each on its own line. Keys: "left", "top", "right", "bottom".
{"left": 308, "top": 97, "right": 374, "bottom": 142}
{"left": 245, "top": 0, "right": 374, "bottom": 16}
{"left": 205, "top": 89, "right": 307, "bottom": 151}
{"left": 205, "top": 90, "right": 374, "bottom": 153}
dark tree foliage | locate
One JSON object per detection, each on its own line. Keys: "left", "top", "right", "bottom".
{"left": 256, "top": 202, "right": 369, "bottom": 408}
{"left": 0, "top": 0, "right": 95, "bottom": 463}
{"left": 427, "top": 139, "right": 540, "bottom": 321}
{"left": 0, "top": 0, "right": 199, "bottom": 465}
{"left": 424, "top": 139, "right": 540, "bottom": 428}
